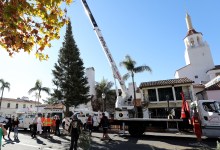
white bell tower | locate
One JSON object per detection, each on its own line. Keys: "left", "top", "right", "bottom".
{"left": 175, "top": 13, "right": 215, "bottom": 84}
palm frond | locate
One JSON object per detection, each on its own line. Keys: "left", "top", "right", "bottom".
{"left": 122, "top": 73, "right": 131, "bottom": 81}
{"left": 41, "top": 87, "right": 50, "bottom": 94}
{"left": 119, "top": 55, "right": 136, "bottom": 71}
{"left": 0, "top": 79, "right": 10, "bottom": 91}
{"left": 28, "top": 87, "right": 38, "bottom": 94}
{"left": 134, "top": 65, "right": 152, "bottom": 73}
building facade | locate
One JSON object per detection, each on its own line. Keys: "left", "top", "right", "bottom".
{"left": 175, "top": 13, "right": 217, "bottom": 84}
{"left": 175, "top": 13, "right": 220, "bottom": 100}
{"left": 140, "top": 78, "right": 194, "bottom": 118}
{"left": 76, "top": 67, "right": 95, "bottom": 111}
{"left": 0, "top": 98, "right": 40, "bottom": 117}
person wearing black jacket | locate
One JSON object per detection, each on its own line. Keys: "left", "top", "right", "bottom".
{"left": 69, "top": 115, "right": 83, "bottom": 150}
{"left": 100, "top": 113, "right": 112, "bottom": 141}
{"left": 7, "top": 116, "right": 14, "bottom": 140}
{"left": 55, "top": 116, "right": 61, "bottom": 136}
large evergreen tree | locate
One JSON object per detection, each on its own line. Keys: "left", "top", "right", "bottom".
{"left": 52, "top": 21, "right": 90, "bottom": 116}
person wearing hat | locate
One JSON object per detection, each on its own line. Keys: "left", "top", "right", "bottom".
{"left": 69, "top": 114, "right": 83, "bottom": 150}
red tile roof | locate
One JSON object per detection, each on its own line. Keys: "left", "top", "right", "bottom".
{"left": 2, "top": 98, "right": 40, "bottom": 104}
{"left": 207, "top": 65, "right": 220, "bottom": 72}
{"left": 139, "top": 77, "right": 194, "bottom": 88}
{"left": 44, "top": 103, "right": 64, "bottom": 109}
{"left": 185, "top": 29, "right": 202, "bottom": 38}
{"left": 205, "top": 81, "right": 220, "bottom": 91}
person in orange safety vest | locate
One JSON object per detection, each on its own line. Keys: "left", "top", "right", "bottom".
{"left": 43, "top": 115, "right": 52, "bottom": 138}
{"left": 192, "top": 107, "right": 202, "bottom": 143}
{"left": 51, "top": 116, "right": 56, "bottom": 134}
{"left": 41, "top": 115, "right": 45, "bottom": 134}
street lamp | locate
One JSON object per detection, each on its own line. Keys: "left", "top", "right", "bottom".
{"left": 102, "top": 93, "right": 106, "bottom": 112}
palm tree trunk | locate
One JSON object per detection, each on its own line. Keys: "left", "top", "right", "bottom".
{"left": 65, "top": 105, "right": 70, "bottom": 117}
{"left": 0, "top": 89, "right": 4, "bottom": 110}
{"left": 131, "top": 73, "right": 138, "bottom": 117}
{"left": 37, "top": 91, "right": 40, "bottom": 113}
{"left": 1, "top": 89, "right": 4, "bottom": 100}
{"left": 104, "top": 97, "right": 106, "bottom": 112}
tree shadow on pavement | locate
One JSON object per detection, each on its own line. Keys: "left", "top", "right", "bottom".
{"left": 139, "top": 134, "right": 215, "bottom": 150}
{"left": 90, "top": 132, "right": 217, "bottom": 150}
{"left": 47, "top": 136, "right": 62, "bottom": 144}
{"left": 90, "top": 138, "right": 169, "bottom": 150}
{"left": 2, "top": 139, "right": 16, "bottom": 147}
{"left": 36, "top": 137, "right": 47, "bottom": 145}
{"left": 58, "top": 135, "right": 71, "bottom": 141}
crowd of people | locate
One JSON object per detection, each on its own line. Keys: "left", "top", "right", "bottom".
{"left": 3, "top": 116, "right": 20, "bottom": 140}
{"left": 31, "top": 114, "right": 61, "bottom": 138}
{"left": 0, "top": 112, "right": 112, "bottom": 150}
{"left": 0, "top": 114, "right": 62, "bottom": 141}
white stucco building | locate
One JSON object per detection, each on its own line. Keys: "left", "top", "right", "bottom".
{"left": 0, "top": 97, "right": 40, "bottom": 117}
{"left": 85, "top": 67, "right": 96, "bottom": 97}
{"left": 175, "top": 13, "right": 220, "bottom": 99}
{"left": 76, "top": 67, "right": 96, "bottom": 110}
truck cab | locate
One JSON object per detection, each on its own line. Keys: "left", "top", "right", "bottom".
{"left": 191, "top": 100, "right": 220, "bottom": 138}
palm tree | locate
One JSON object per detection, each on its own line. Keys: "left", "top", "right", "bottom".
{"left": 28, "top": 80, "right": 50, "bottom": 112}
{"left": 94, "top": 78, "right": 114, "bottom": 112}
{"left": 120, "top": 55, "right": 152, "bottom": 118}
{"left": 0, "top": 79, "right": 10, "bottom": 109}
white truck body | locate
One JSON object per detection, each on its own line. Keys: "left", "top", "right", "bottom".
{"left": 18, "top": 114, "right": 35, "bottom": 130}
{"left": 73, "top": 110, "right": 109, "bottom": 128}
{"left": 191, "top": 100, "right": 220, "bottom": 138}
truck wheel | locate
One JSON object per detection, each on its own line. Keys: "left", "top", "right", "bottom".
{"left": 128, "top": 124, "right": 145, "bottom": 137}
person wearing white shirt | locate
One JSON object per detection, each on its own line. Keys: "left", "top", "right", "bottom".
{"left": 37, "top": 116, "right": 43, "bottom": 134}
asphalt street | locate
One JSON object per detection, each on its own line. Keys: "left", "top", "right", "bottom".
{"left": 1, "top": 129, "right": 219, "bottom": 150}
{"left": 90, "top": 131, "right": 217, "bottom": 150}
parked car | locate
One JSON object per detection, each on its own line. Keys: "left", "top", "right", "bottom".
{"left": 0, "top": 116, "right": 8, "bottom": 124}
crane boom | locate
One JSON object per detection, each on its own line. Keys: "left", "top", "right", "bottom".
{"left": 81, "top": 0, "right": 129, "bottom": 102}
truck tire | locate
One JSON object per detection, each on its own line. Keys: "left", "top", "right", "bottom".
{"left": 128, "top": 124, "right": 145, "bottom": 137}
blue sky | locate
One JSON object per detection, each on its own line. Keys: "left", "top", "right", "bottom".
{"left": 0, "top": 0, "right": 220, "bottom": 101}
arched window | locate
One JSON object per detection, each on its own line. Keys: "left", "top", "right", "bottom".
{"left": 7, "top": 103, "right": 10, "bottom": 108}
{"left": 23, "top": 104, "right": 26, "bottom": 108}
{"left": 190, "top": 38, "right": 194, "bottom": 47}
{"left": 30, "top": 105, "right": 32, "bottom": 108}
{"left": 16, "top": 104, "right": 18, "bottom": 109}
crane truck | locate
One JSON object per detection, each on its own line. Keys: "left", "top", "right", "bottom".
{"left": 80, "top": 0, "right": 220, "bottom": 138}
